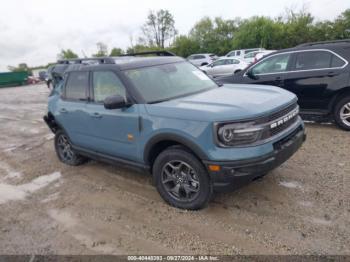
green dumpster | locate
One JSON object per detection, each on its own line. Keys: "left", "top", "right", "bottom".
{"left": 0, "top": 71, "right": 29, "bottom": 87}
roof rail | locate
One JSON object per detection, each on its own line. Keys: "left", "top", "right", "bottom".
{"left": 121, "top": 50, "right": 176, "bottom": 57}
{"left": 57, "top": 57, "right": 115, "bottom": 64}
{"left": 297, "top": 39, "right": 350, "bottom": 47}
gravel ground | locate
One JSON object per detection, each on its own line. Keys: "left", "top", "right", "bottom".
{"left": 0, "top": 84, "right": 349, "bottom": 255}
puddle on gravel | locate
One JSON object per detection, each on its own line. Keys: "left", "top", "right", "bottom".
{"left": 0, "top": 161, "right": 23, "bottom": 180}
{"left": 0, "top": 172, "right": 61, "bottom": 204}
{"left": 310, "top": 217, "right": 333, "bottom": 226}
{"left": 279, "top": 180, "right": 303, "bottom": 189}
{"left": 48, "top": 209, "right": 77, "bottom": 228}
{"left": 44, "top": 134, "right": 55, "bottom": 140}
{"left": 3, "top": 146, "right": 18, "bottom": 152}
{"left": 48, "top": 209, "right": 118, "bottom": 254}
{"left": 41, "top": 192, "right": 60, "bottom": 203}
{"left": 298, "top": 201, "right": 313, "bottom": 207}
{"left": 19, "top": 127, "right": 41, "bottom": 135}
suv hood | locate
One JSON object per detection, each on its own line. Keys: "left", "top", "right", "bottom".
{"left": 145, "top": 84, "right": 297, "bottom": 122}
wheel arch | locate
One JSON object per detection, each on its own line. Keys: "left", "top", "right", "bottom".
{"left": 329, "top": 86, "right": 350, "bottom": 113}
{"left": 144, "top": 133, "right": 209, "bottom": 171}
{"left": 44, "top": 112, "right": 69, "bottom": 137}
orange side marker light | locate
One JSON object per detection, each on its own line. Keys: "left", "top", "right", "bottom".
{"left": 208, "top": 165, "right": 221, "bottom": 172}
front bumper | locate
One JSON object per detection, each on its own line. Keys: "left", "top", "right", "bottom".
{"left": 204, "top": 125, "right": 306, "bottom": 192}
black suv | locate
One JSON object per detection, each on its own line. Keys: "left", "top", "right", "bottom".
{"left": 218, "top": 40, "right": 350, "bottom": 130}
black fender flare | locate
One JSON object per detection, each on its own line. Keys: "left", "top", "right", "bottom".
{"left": 43, "top": 112, "right": 69, "bottom": 136}
{"left": 143, "top": 133, "right": 209, "bottom": 165}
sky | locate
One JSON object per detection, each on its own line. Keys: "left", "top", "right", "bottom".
{"left": 0, "top": 0, "right": 349, "bottom": 72}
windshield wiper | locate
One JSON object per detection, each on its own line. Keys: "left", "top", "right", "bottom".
{"left": 148, "top": 98, "right": 173, "bottom": 104}
{"left": 147, "top": 87, "right": 216, "bottom": 104}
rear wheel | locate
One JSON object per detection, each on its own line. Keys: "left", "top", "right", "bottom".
{"left": 153, "top": 147, "right": 212, "bottom": 210}
{"left": 334, "top": 96, "right": 350, "bottom": 131}
{"left": 54, "top": 130, "right": 88, "bottom": 165}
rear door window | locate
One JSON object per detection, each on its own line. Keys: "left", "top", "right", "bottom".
{"left": 65, "top": 72, "right": 89, "bottom": 100}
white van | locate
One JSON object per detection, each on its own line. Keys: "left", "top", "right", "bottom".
{"left": 225, "top": 48, "right": 265, "bottom": 59}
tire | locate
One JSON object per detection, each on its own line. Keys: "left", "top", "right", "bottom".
{"left": 54, "top": 130, "right": 88, "bottom": 165}
{"left": 153, "top": 147, "right": 212, "bottom": 210}
{"left": 234, "top": 69, "right": 242, "bottom": 74}
{"left": 201, "top": 63, "right": 208, "bottom": 66}
{"left": 334, "top": 96, "right": 350, "bottom": 131}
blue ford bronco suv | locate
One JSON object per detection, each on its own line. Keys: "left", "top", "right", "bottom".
{"left": 44, "top": 51, "right": 306, "bottom": 210}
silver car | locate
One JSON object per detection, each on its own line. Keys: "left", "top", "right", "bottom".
{"left": 200, "top": 57, "right": 248, "bottom": 77}
{"left": 187, "top": 53, "right": 218, "bottom": 67}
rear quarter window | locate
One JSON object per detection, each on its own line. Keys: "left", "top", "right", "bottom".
{"left": 331, "top": 55, "right": 346, "bottom": 68}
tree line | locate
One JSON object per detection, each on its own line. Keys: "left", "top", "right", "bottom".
{"left": 60, "top": 7, "right": 350, "bottom": 60}
{"left": 9, "top": 7, "right": 350, "bottom": 72}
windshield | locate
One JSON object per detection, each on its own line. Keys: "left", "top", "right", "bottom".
{"left": 124, "top": 62, "right": 217, "bottom": 103}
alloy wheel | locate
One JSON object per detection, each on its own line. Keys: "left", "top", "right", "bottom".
{"left": 57, "top": 134, "right": 74, "bottom": 162}
{"left": 161, "top": 160, "right": 200, "bottom": 202}
{"left": 340, "top": 102, "right": 350, "bottom": 127}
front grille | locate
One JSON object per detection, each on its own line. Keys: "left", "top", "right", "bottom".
{"left": 270, "top": 115, "right": 298, "bottom": 136}
{"left": 268, "top": 103, "right": 298, "bottom": 122}
{"left": 260, "top": 103, "right": 299, "bottom": 140}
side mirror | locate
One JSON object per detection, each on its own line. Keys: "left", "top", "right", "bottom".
{"left": 246, "top": 69, "right": 258, "bottom": 80}
{"left": 104, "top": 95, "right": 128, "bottom": 109}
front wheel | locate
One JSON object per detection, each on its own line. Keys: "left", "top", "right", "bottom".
{"left": 153, "top": 147, "right": 212, "bottom": 210}
{"left": 334, "top": 96, "right": 350, "bottom": 131}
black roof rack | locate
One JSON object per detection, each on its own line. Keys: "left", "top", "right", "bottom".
{"left": 57, "top": 57, "right": 115, "bottom": 64}
{"left": 121, "top": 50, "right": 176, "bottom": 57}
{"left": 297, "top": 39, "right": 350, "bottom": 47}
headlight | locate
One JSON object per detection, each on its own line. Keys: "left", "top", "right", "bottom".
{"left": 217, "top": 122, "right": 263, "bottom": 146}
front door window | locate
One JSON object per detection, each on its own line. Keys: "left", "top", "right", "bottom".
{"left": 251, "top": 53, "right": 291, "bottom": 75}
{"left": 92, "top": 71, "right": 126, "bottom": 103}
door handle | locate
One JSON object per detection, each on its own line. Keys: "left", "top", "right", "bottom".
{"left": 59, "top": 108, "right": 68, "bottom": 114}
{"left": 327, "top": 71, "right": 336, "bottom": 77}
{"left": 91, "top": 112, "right": 102, "bottom": 118}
